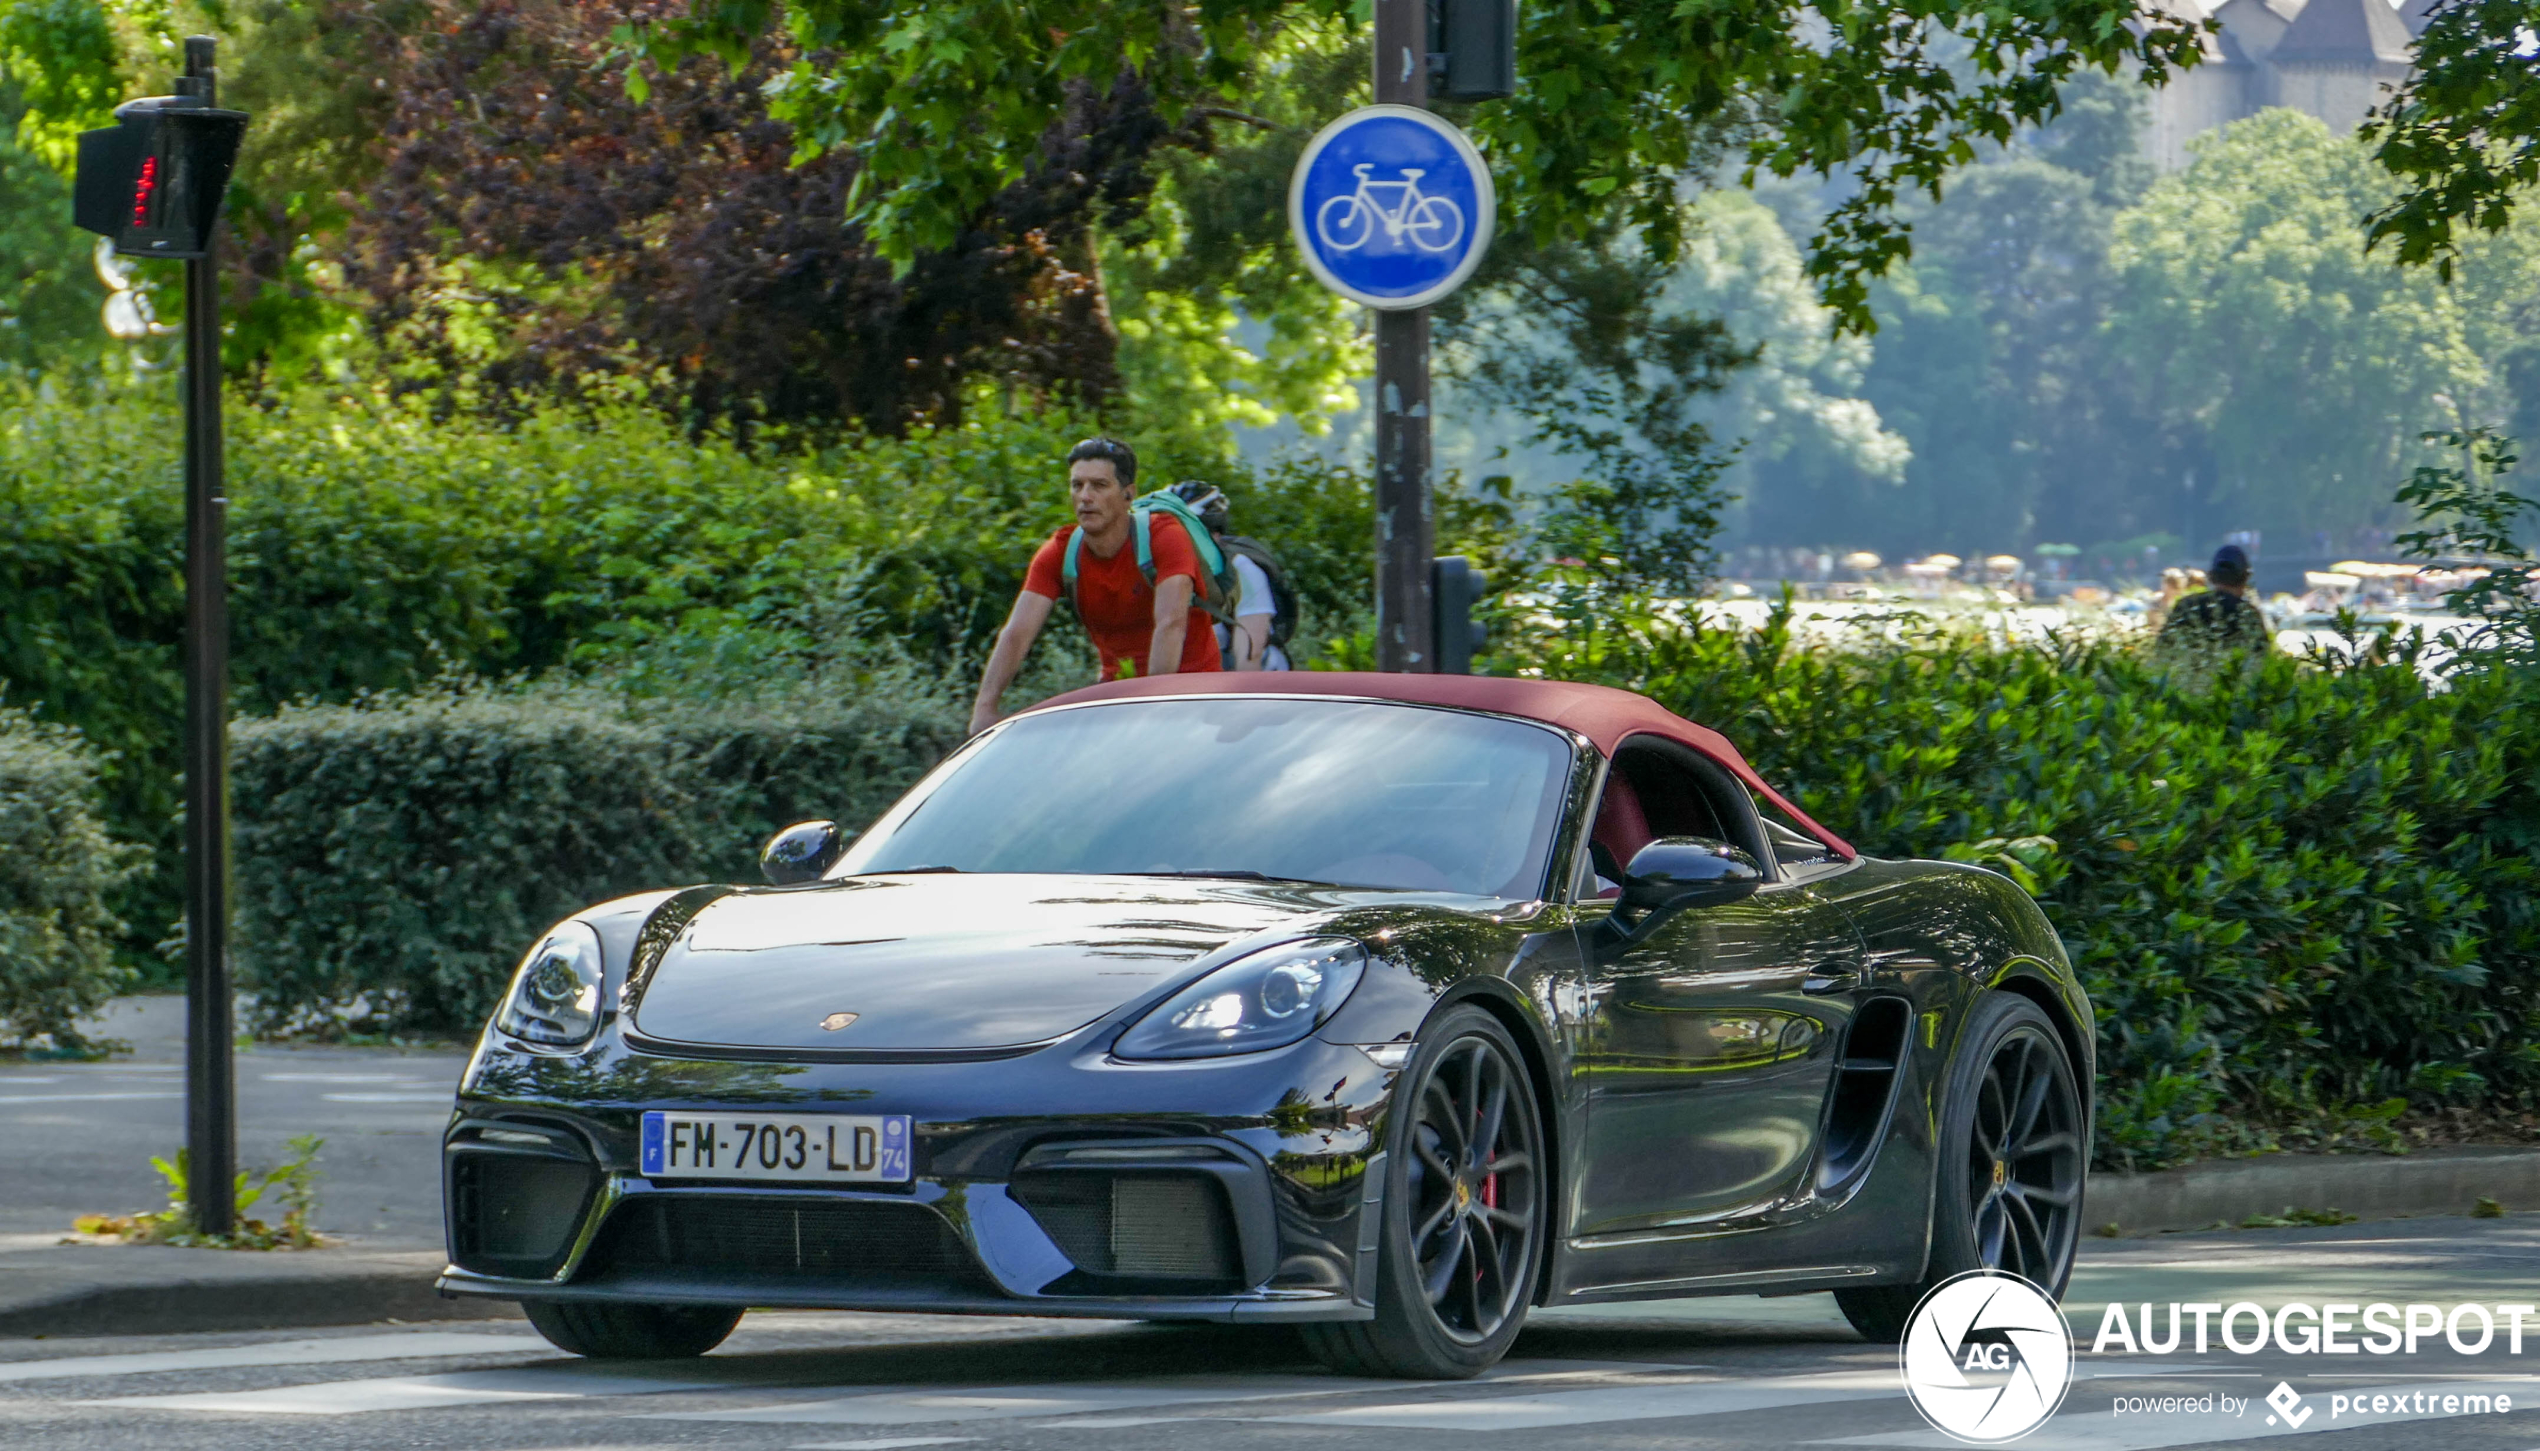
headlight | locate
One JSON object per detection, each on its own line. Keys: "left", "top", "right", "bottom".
{"left": 494, "top": 920, "right": 605, "bottom": 1048}
{"left": 1114, "top": 938, "right": 1368, "bottom": 1060}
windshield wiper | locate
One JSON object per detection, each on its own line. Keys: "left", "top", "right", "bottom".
{"left": 869, "top": 864, "right": 961, "bottom": 874}
{"left": 1126, "top": 869, "right": 1330, "bottom": 885}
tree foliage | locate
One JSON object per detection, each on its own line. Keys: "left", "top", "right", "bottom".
{"left": 1440, "top": 211, "right": 1752, "bottom": 595}
{"left": 2107, "top": 109, "right": 2540, "bottom": 545}
{"left": 628, "top": 0, "right": 2211, "bottom": 331}
{"left": 1729, "top": 101, "right": 2540, "bottom": 558}
{"left": 1097, "top": 24, "right": 1368, "bottom": 454}
{"left": 345, "top": 0, "right": 1177, "bottom": 426}
{"left": 2363, "top": 0, "right": 2540, "bottom": 279}
{"left": 2397, "top": 426, "right": 2540, "bottom": 667}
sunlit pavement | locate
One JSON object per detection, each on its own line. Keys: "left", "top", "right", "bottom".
{"left": 3, "top": 1215, "right": 2535, "bottom": 1451}
{"left": 0, "top": 996, "right": 462, "bottom": 1240}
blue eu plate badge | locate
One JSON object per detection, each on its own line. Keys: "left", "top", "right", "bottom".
{"left": 639, "top": 1110, "right": 912, "bottom": 1183}
{"left": 1289, "top": 105, "right": 1495, "bottom": 311}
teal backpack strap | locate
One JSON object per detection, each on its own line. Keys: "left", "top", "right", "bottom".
{"left": 1060, "top": 526, "right": 1086, "bottom": 615}
{"left": 1132, "top": 507, "right": 1156, "bottom": 585}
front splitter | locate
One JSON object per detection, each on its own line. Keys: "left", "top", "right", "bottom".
{"left": 434, "top": 1266, "right": 1375, "bottom": 1324}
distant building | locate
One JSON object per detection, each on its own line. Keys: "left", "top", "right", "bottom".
{"left": 2141, "top": 0, "right": 2426, "bottom": 169}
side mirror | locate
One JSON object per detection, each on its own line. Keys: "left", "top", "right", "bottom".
{"left": 761, "top": 820, "right": 850, "bottom": 885}
{"left": 1620, "top": 837, "right": 1763, "bottom": 912}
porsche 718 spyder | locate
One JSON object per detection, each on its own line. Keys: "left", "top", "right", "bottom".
{"left": 440, "top": 673, "right": 2093, "bottom": 1378}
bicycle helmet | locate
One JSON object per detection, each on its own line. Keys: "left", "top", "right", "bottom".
{"left": 1170, "top": 480, "right": 1231, "bottom": 533}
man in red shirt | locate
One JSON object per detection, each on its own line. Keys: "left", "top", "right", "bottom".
{"left": 968, "top": 438, "right": 1221, "bottom": 734}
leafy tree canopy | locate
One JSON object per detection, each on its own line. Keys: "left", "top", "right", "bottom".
{"left": 628, "top": 0, "right": 2210, "bottom": 331}
{"left": 2109, "top": 109, "right": 2540, "bottom": 543}
{"left": 2363, "top": 0, "right": 2540, "bottom": 279}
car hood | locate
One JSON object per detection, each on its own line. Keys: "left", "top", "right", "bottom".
{"left": 627, "top": 873, "right": 1393, "bottom": 1052}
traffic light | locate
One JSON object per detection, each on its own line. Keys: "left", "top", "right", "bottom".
{"left": 1433, "top": 555, "right": 1488, "bottom": 674}
{"left": 72, "top": 87, "right": 247, "bottom": 260}
{"left": 1428, "top": 0, "right": 1517, "bottom": 101}
{"left": 74, "top": 36, "right": 252, "bottom": 1240}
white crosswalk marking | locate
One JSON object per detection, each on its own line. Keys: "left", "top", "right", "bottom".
{"left": 1243, "top": 1368, "right": 1904, "bottom": 1431}
{"left": 1814, "top": 1379, "right": 2540, "bottom": 1449}
{"left": 653, "top": 1374, "right": 1397, "bottom": 1426}
{"left": 81, "top": 1365, "right": 720, "bottom": 1415}
{"left": 794, "top": 1440, "right": 979, "bottom": 1450}
{"left": 0, "top": 1091, "right": 183, "bottom": 1105}
{"left": 651, "top": 1362, "right": 1685, "bottom": 1429}
{"left": 0, "top": 1331, "right": 547, "bottom": 1383}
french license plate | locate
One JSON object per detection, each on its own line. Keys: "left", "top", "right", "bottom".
{"left": 638, "top": 1111, "right": 912, "bottom": 1183}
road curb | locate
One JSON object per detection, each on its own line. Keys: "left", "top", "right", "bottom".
{"left": 0, "top": 1245, "right": 517, "bottom": 1339}
{"left": 2085, "top": 1144, "right": 2540, "bottom": 1235}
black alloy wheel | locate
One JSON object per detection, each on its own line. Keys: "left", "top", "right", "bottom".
{"left": 1967, "top": 1011, "right": 2084, "bottom": 1283}
{"left": 522, "top": 1299, "right": 743, "bottom": 1358}
{"left": 1303, "top": 1004, "right": 1547, "bottom": 1378}
{"left": 1835, "top": 992, "right": 2084, "bottom": 1342}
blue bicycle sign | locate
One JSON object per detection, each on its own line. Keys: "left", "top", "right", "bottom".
{"left": 1290, "top": 105, "right": 1494, "bottom": 310}
{"left": 1317, "top": 165, "right": 1467, "bottom": 255}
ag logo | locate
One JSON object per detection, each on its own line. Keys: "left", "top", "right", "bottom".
{"left": 1901, "top": 1270, "right": 2074, "bottom": 1443}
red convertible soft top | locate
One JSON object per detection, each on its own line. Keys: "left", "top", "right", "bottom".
{"left": 1033, "top": 671, "right": 1856, "bottom": 861}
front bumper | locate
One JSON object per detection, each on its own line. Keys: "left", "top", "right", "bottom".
{"left": 436, "top": 1032, "right": 1394, "bottom": 1324}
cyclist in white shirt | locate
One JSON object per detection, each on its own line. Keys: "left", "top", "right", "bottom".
{"left": 1170, "top": 482, "right": 1292, "bottom": 671}
{"left": 1227, "top": 552, "right": 1289, "bottom": 671}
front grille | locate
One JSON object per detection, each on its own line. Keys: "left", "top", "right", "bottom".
{"left": 448, "top": 1152, "right": 597, "bottom": 1278}
{"left": 590, "top": 1196, "right": 983, "bottom": 1283}
{"left": 1009, "top": 1172, "right": 1242, "bottom": 1287}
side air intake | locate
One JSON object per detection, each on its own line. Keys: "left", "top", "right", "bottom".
{"left": 446, "top": 1121, "right": 599, "bottom": 1279}
{"left": 1818, "top": 997, "right": 1913, "bottom": 1192}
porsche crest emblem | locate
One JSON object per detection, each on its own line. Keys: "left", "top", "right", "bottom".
{"left": 820, "top": 1011, "right": 859, "bottom": 1032}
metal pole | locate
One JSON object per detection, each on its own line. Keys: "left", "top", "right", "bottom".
{"left": 1372, "top": 0, "right": 1434, "bottom": 673}
{"left": 180, "top": 33, "right": 235, "bottom": 1239}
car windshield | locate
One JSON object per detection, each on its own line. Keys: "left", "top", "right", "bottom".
{"left": 838, "top": 697, "right": 1575, "bottom": 899}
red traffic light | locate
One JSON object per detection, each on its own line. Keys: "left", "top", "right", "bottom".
{"left": 73, "top": 95, "right": 247, "bottom": 260}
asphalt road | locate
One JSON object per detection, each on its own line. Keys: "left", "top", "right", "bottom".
{"left": 3, "top": 1216, "right": 2538, "bottom": 1451}
{"left": 0, "top": 996, "right": 462, "bottom": 1242}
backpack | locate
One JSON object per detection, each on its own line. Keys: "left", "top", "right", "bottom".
{"left": 1216, "top": 533, "right": 1299, "bottom": 649}
{"left": 1061, "top": 490, "right": 1241, "bottom": 629}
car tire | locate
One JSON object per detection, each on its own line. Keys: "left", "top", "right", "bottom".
{"left": 521, "top": 1299, "right": 743, "bottom": 1358}
{"left": 1835, "top": 992, "right": 2085, "bottom": 1343}
{"left": 1302, "top": 1004, "right": 1547, "bottom": 1380}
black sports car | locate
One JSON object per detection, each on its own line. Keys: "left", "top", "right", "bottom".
{"left": 441, "top": 673, "right": 2092, "bottom": 1378}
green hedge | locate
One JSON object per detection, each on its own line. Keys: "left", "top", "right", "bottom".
{"left": 230, "top": 678, "right": 963, "bottom": 1034}
{"left": 1507, "top": 606, "right": 2540, "bottom": 1169}
{"left": 0, "top": 384, "right": 1382, "bottom": 962}
{"left": 0, "top": 707, "right": 137, "bottom": 1048}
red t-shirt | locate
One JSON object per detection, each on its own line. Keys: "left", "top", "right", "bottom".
{"left": 1023, "top": 514, "right": 1223, "bottom": 680}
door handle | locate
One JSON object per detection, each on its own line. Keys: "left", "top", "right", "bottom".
{"left": 1803, "top": 964, "right": 1863, "bottom": 995}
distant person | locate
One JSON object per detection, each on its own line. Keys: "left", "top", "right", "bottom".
{"left": 1169, "top": 481, "right": 1296, "bottom": 671}
{"left": 2156, "top": 544, "right": 2271, "bottom": 663}
{"left": 968, "top": 439, "right": 1221, "bottom": 735}
{"left": 2147, "top": 566, "right": 2200, "bottom": 634}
